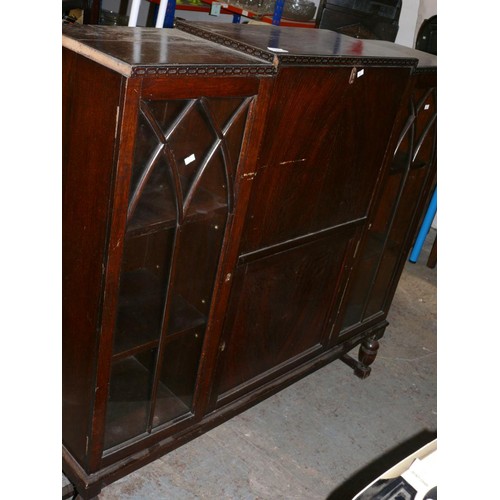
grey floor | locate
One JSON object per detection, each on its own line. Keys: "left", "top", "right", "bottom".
{"left": 63, "top": 229, "right": 437, "bottom": 500}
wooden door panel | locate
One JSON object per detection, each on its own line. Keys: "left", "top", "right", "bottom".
{"left": 240, "top": 66, "right": 410, "bottom": 253}
{"left": 214, "top": 229, "right": 355, "bottom": 406}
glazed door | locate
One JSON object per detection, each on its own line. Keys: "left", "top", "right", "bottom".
{"left": 335, "top": 76, "right": 437, "bottom": 339}
{"left": 103, "top": 92, "right": 255, "bottom": 452}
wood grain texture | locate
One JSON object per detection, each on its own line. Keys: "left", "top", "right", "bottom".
{"left": 62, "top": 24, "right": 437, "bottom": 497}
{"left": 62, "top": 25, "right": 275, "bottom": 77}
{"left": 213, "top": 227, "right": 356, "bottom": 407}
{"left": 239, "top": 65, "right": 411, "bottom": 253}
{"left": 62, "top": 47, "right": 123, "bottom": 468}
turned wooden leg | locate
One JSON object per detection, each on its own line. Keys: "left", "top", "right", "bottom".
{"left": 341, "top": 335, "right": 381, "bottom": 379}
{"left": 354, "top": 336, "right": 380, "bottom": 379}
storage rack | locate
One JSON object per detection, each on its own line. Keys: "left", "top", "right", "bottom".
{"left": 147, "top": 0, "right": 316, "bottom": 28}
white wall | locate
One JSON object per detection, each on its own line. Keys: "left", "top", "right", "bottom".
{"left": 395, "top": 0, "right": 419, "bottom": 47}
{"left": 395, "top": 0, "right": 437, "bottom": 48}
{"left": 414, "top": 0, "right": 437, "bottom": 46}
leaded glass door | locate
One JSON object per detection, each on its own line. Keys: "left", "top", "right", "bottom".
{"left": 103, "top": 94, "right": 253, "bottom": 451}
{"left": 336, "top": 82, "right": 437, "bottom": 337}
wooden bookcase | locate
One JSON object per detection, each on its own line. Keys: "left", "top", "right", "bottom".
{"left": 62, "top": 23, "right": 436, "bottom": 498}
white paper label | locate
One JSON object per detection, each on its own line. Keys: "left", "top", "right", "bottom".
{"left": 267, "top": 47, "right": 289, "bottom": 53}
{"left": 357, "top": 69, "right": 365, "bottom": 78}
{"left": 184, "top": 153, "right": 196, "bottom": 165}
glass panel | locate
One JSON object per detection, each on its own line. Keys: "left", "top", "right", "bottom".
{"left": 127, "top": 101, "right": 188, "bottom": 236}
{"left": 339, "top": 173, "right": 402, "bottom": 331}
{"left": 147, "top": 99, "right": 194, "bottom": 136}
{"left": 113, "top": 229, "right": 174, "bottom": 356}
{"left": 152, "top": 330, "right": 204, "bottom": 427}
{"left": 364, "top": 167, "right": 428, "bottom": 317}
{"left": 185, "top": 149, "right": 227, "bottom": 221}
{"left": 168, "top": 214, "right": 228, "bottom": 323}
{"left": 151, "top": 212, "right": 228, "bottom": 428}
{"left": 337, "top": 85, "right": 435, "bottom": 332}
{"left": 169, "top": 102, "right": 218, "bottom": 199}
{"left": 204, "top": 97, "right": 243, "bottom": 130}
{"left": 129, "top": 111, "right": 162, "bottom": 195}
{"left": 127, "top": 160, "right": 177, "bottom": 236}
{"left": 104, "top": 94, "right": 252, "bottom": 449}
{"left": 104, "top": 349, "right": 156, "bottom": 450}
{"left": 205, "top": 97, "right": 249, "bottom": 182}
{"left": 413, "top": 89, "right": 436, "bottom": 168}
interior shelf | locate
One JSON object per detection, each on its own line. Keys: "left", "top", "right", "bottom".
{"left": 113, "top": 268, "right": 207, "bottom": 358}
{"left": 104, "top": 355, "right": 191, "bottom": 451}
{"left": 339, "top": 239, "right": 399, "bottom": 333}
{"left": 113, "top": 269, "right": 165, "bottom": 357}
{"left": 127, "top": 179, "right": 228, "bottom": 238}
{"left": 167, "top": 293, "right": 207, "bottom": 336}
{"left": 362, "top": 232, "right": 399, "bottom": 261}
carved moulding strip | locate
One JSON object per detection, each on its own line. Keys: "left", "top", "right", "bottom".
{"left": 131, "top": 65, "right": 276, "bottom": 77}
{"left": 175, "top": 21, "right": 418, "bottom": 69}
{"left": 413, "top": 66, "right": 438, "bottom": 74}
{"left": 277, "top": 55, "right": 417, "bottom": 68}
{"left": 175, "top": 21, "right": 276, "bottom": 64}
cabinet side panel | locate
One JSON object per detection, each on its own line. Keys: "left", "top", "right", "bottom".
{"left": 62, "top": 48, "right": 123, "bottom": 467}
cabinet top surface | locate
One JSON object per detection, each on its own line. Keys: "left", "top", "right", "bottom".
{"left": 177, "top": 21, "right": 437, "bottom": 69}
{"left": 62, "top": 25, "right": 275, "bottom": 77}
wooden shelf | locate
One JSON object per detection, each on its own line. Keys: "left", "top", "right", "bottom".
{"left": 363, "top": 232, "right": 399, "bottom": 261}
{"left": 167, "top": 293, "right": 207, "bottom": 336}
{"left": 127, "top": 177, "right": 227, "bottom": 238}
{"left": 113, "top": 269, "right": 165, "bottom": 358}
{"left": 113, "top": 269, "right": 207, "bottom": 359}
{"left": 104, "top": 355, "right": 191, "bottom": 451}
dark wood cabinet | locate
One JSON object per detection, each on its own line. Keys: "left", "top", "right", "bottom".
{"left": 62, "top": 23, "right": 436, "bottom": 498}
{"left": 63, "top": 24, "right": 274, "bottom": 497}
{"left": 176, "top": 21, "right": 436, "bottom": 404}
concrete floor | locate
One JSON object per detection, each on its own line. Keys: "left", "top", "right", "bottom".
{"left": 63, "top": 229, "right": 437, "bottom": 500}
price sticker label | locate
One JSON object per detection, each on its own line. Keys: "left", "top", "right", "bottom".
{"left": 184, "top": 153, "right": 196, "bottom": 166}
{"left": 267, "top": 47, "right": 289, "bottom": 53}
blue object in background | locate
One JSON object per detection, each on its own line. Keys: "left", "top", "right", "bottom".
{"left": 163, "top": 0, "right": 176, "bottom": 28}
{"left": 272, "top": 0, "right": 284, "bottom": 25}
{"left": 409, "top": 187, "right": 437, "bottom": 263}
